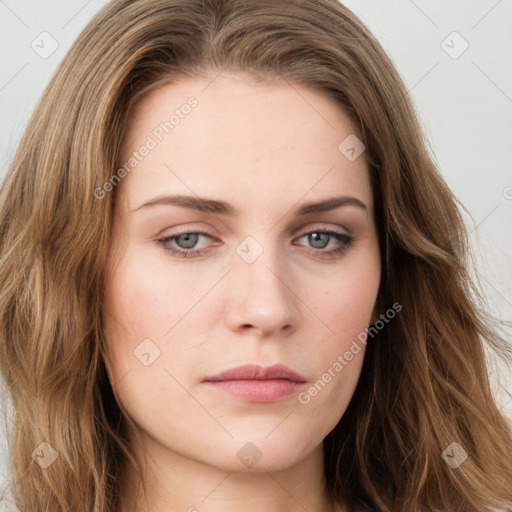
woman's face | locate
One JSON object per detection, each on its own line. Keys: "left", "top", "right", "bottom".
{"left": 102, "top": 72, "right": 381, "bottom": 473}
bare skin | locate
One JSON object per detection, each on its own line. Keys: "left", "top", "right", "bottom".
{"left": 102, "top": 72, "right": 381, "bottom": 512}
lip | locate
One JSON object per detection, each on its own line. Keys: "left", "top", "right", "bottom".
{"left": 203, "top": 364, "right": 307, "bottom": 403}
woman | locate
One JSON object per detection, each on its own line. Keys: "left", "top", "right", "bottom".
{"left": 0, "top": 0, "right": 511, "bottom": 511}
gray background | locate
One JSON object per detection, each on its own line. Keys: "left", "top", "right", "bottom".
{"left": 1, "top": 0, "right": 511, "bottom": 506}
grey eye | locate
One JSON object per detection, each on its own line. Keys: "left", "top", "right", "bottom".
{"left": 174, "top": 233, "right": 201, "bottom": 249}
{"left": 307, "top": 232, "right": 331, "bottom": 249}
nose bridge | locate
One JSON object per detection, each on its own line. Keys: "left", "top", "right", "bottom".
{"left": 226, "top": 232, "right": 299, "bottom": 333}
{"left": 236, "top": 232, "right": 289, "bottom": 292}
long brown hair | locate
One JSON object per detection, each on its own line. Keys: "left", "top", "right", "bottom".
{"left": 1, "top": 1, "right": 511, "bottom": 511}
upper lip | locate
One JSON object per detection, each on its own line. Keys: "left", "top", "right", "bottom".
{"left": 203, "top": 364, "right": 307, "bottom": 383}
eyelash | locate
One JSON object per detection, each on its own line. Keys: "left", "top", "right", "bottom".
{"left": 156, "top": 228, "right": 355, "bottom": 259}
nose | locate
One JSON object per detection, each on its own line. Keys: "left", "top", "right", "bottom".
{"left": 224, "top": 238, "right": 301, "bottom": 337}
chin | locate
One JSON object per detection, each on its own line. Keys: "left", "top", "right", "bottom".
{"left": 192, "top": 435, "right": 320, "bottom": 474}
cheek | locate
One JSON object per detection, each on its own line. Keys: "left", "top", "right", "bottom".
{"left": 103, "top": 251, "right": 205, "bottom": 343}
{"left": 296, "top": 284, "right": 372, "bottom": 434}
{"left": 101, "top": 253, "right": 175, "bottom": 382}
{"left": 311, "top": 253, "right": 381, "bottom": 347}
{"left": 101, "top": 250, "right": 223, "bottom": 394}
{"left": 295, "top": 252, "right": 379, "bottom": 426}
{"left": 101, "top": 255, "right": 200, "bottom": 427}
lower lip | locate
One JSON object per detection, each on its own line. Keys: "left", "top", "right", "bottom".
{"left": 203, "top": 379, "right": 306, "bottom": 403}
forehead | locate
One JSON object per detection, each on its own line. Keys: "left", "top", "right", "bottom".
{"left": 116, "top": 73, "right": 373, "bottom": 216}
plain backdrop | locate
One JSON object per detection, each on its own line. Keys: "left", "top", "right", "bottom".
{"left": 1, "top": 0, "right": 511, "bottom": 505}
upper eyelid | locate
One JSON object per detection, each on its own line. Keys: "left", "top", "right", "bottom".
{"left": 160, "top": 222, "right": 352, "bottom": 238}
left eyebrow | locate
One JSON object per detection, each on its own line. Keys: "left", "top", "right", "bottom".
{"left": 131, "top": 194, "right": 367, "bottom": 215}
{"left": 294, "top": 195, "right": 367, "bottom": 215}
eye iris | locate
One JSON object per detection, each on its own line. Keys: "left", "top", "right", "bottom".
{"left": 176, "top": 233, "right": 199, "bottom": 249}
{"left": 309, "top": 232, "right": 329, "bottom": 249}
